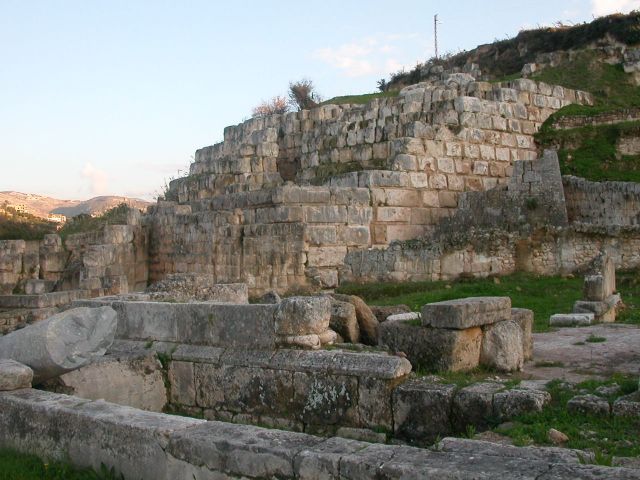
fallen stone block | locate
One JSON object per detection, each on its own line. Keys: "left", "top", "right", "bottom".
{"left": 0, "top": 359, "right": 33, "bottom": 391}
{"left": 332, "top": 294, "right": 379, "bottom": 345}
{"left": 573, "top": 294, "right": 621, "bottom": 323}
{"left": 549, "top": 313, "right": 594, "bottom": 327}
{"left": 0, "top": 307, "right": 117, "bottom": 383}
{"left": 329, "top": 299, "right": 360, "bottom": 343}
{"left": 146, "top": 274, "right": 249, "bottom": 304}
{"left": 612, "top": 394, "right": 640, "bottom": 418}
{"left": 567, "top": 394, "right": 610, "bottom": 416}
{"left": 370, "top": 304, "right": 412, "bottom": 322}
{"left": 452, "top": 382, "right": 504, "bottom": 431}
{"left": 480, "top": 320, "right": 524, "bottom": 372}
{"left": 422, "top": 297, "right": 511, "bottom": 329}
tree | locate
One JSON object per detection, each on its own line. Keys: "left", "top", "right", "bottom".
{"left": 252, "top": 96, "right": 289, "bottom": 118}
{"left": 288, "top": 79, "right": 321, "bottom": 111}
{"left": 377, "top": 78, "right": 387, "bottom": 92}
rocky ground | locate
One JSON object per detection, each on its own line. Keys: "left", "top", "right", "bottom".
{"left": 524, "top": 324, "right": 640, "bottom": 382}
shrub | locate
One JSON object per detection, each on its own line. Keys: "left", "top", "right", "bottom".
{"left": 288, "top": 79, "right": 321, "bottom": 111}
{"left": 251, "top": 96, "right": 289, "bottom": 117}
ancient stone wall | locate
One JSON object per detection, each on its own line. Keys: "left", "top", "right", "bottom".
{"left": 148, "top": 77, "right": 592, "bottom": 294}
{"left": 563, "top": 176, "right": 640, "bottom": 226}
{"left": 0, "top": 211, "right": 148, "bottom": 299}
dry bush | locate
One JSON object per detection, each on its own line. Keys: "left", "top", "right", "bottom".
{"left": 252, "top": 96, "right": 289, "bottom": 117}
{"left": 288, "top": 79, "right": 321, "bottom": 111}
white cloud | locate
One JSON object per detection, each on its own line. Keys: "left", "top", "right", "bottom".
{"left": 592, "top": 0, "right": 640, "bottom": 16}
{"left": 313, "top": 34, "right": 431, "bottom": 78}
{"left": 80, "top": 163, "right": 109, "bottom": 196}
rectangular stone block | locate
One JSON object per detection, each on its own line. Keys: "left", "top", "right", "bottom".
{"left": 549, "top": 313, "right": 594, "bottom": 327}
{"left": 422, "top": 297, "right": 511, "bottom": 329}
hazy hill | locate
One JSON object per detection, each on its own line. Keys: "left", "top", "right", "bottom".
{"left": 0, "top": 191, "right": 151, "bottom": 219}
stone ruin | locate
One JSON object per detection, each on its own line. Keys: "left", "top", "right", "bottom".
{"left": 0, "top": 290, "right": 639, "bottom": 478}
{"left": 0, "top": 65, "right": 639, "bottom": 478}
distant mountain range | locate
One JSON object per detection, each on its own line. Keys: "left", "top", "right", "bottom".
{"left": 0, "top": 191, "right": 152, "bottom": 219}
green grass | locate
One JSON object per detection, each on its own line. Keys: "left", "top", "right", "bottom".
{"left": 534, "top": 51, "right": 640, "bottom": 115}
{"left": 536, "top": 121, "right": 640, "bottom": 182}
{"left": 0, "top": 208, "right": 57, "bottom": 241}
{"left": 321, "top": 90, "right": 398, "bottom": 106}
{"left": 0, "top": 449, "right": 122, "bottom": 480}
{"left": 337, "top": 270, "right": 640, "bottom": 333}
{"left": 586, "top": 334, "right": 607, "bottom": 343}
{"left": 497, "top": 376, "right": 640, "bottom": 457}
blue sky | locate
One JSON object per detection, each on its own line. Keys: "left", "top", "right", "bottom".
{"left": 1, "top": 0, "right": 638, "bottom": 200}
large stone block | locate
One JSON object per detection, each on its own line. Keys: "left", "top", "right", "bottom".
{"left": 331, "top": 294, "right": 379, "bottom": 346}
{"left": 393, "top": 379, "right": 455, "bottom": 444}
{"left": 379, "top": 320, "right": 481, "bottom": 372}
{"left": 422, "top": 297, "right": 511, "bottom": 329}
{"left": 480, "top": 320, "right": 524, "bottom": 372}
{"left": 274, "top": 296, "right": 331, "bottom": 336}
{"left": 511, "top": 308, "right": 534, "bottom": 361}
{"left": 452, "top": 382, "right": 503, "bottom": 431}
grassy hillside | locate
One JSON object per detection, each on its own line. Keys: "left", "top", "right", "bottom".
{"left": 386, "top": 12, "right": 640, "bottom": 90}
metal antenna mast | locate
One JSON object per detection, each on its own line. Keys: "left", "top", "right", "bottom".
{"left": 434, "top": 14, "right": 439, "bottom": 59}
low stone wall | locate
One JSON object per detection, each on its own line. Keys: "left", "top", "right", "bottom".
{"left": 564, "top": 176, "right": 640, "bottom": 227}
{"left": 0, "top": 389, "right": 636, "bottom": 479}
{"left": 551, "top": 107, "right": 640, "bottom": 130}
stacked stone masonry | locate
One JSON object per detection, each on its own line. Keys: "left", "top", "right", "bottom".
{"left": 149, "top": 77, "right": 594, "bottom": 294}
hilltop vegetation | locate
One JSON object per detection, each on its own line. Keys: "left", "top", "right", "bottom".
{"left": 0, "top": 204, "right": 57, "bottom": 241}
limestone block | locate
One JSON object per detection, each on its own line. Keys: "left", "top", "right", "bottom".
{"left": 0, "top": 359, "right": 33, "bottom": 391}
{"left": 422, "top": 297, "right": 511, "bottom": 329}
{"left": 386, "top": 312, "right": 421, "bottom": 323}
{"left": 277, "top": 334, "right": 322, "bottom": 350}
{"left": 379, "top": 320, "right": 481, "bottom": 372}
{"left": 567, "top": 394, "right": 610, "bottom": 416}
{"left": 54, "top": 352, "right": 167, "bottom": 412}
{"left": 24, "top": 279, "right": 55, "bottom": 295}
{"left": 392, "top": 379, "right": 455, "bottom": 444}
{"left": 511, "top": 308, "right": 534, "bottom": 361}
{"left": 480, "top": 320, "right": 524, "bottom": 372}
{"left": 551, "top": 313, "right": 594, "bottom": 328}
{"left": 452, "top": 382, "right": 503, "bottom": 431}
{"left": 306, "top": 246, "right": 347, "bottom": 267}
{"left": 293, "top": 371, "right": 359, "bottom": 427}
{"left": 493, "top": 388, "right": 550, "bottom": 421}
{"left": 376, "top": 206, "right": 412, "bottom": 223}
{"left": 0, "top": 307, "right": 117, "bottom": 383}
{"left": 168, "top": 360, "right": 196, "bottom": 406}
{"left": 305, "top": 226, "right": 337, "bottom": 246}
{"left": 583, "top": 275, "right": 606, "bottom": 302}
{"left": 329, "top": 300, "right": 360, "bottom": 343}
{"left": 274, "top": 296, "right": 331, "bottom": 336}
{"left": 331, "top": 294, "right": 379, "bottom": 346}
{"left": 612, "top": 396, "right": 640, "bottom": 417}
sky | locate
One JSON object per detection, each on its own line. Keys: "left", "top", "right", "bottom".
{"left": 1, "top": 0, "right": 639, "bottom": 201}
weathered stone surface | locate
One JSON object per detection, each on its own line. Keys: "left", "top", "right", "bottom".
{"left": 370, "top": 304, "right": 412, "bottom": 322}
{"left": 393, "top": 378, "right": 456, "bottom": 444}
{"left": 0, "top": 307, "right": 117, "bottom": 382}
{"left": 275, "top": 296, "right": 331, "bottom": 336}
{"left": 567, "top": 394, "right": 611, "bottom": 416}
{"left": 480, "top": 320, "right": 524, "bottom": 372}
{"left": 1, "top": 389, "right": 639, "bottom": 480}
{"left": 329, "top": 300, "right": 360, "bottom": 343}
{"left": 493, "top": 388, "right": 551, "bottom": 421}
{"left": 76, "top": 299, "right": 279, "bottom": 349}
{"left": 50, "top": 352, "right": 167, "bottom": 412}
{"left": 511, "top": 308, "right": 534, "bottom": 360}
{"left": 387, "top": 312, "right": 421, "bottom": 323}
{"left": 422, "top": 296, "right": 511, "bottom": 329}
{"left": 0, "top": 389, "right": 204, "bottom": 480}
{"left": 452, "top": 382, "right": 504, "bottom": 431}
{"left": 332, "top": 294, "right": 379, "bottom": 345}
{"left": 0, "top": 290, "right": 90, "bottom": 309}
{"left": 549, "top": 313, "right": 594, "bottom": 327}
{"left": 379, "top": 319, "right": 482, "bottom": 371}
{"left": 0, "top": 359, "right": 33, "bottom": 391}
{"left": 293, "top": 371, "right": 359, "bottom": 427}
{"left": 278, "top": 334, "right": 322, "bottom": 349}
{"left": 613, "top": 395, "right": 640, "bottom": 417}
{"left": 259, "top": 290, "right": 282, "bottom": 304}
{"left": 146, "top": 275, "right": 249, "bottom": 303}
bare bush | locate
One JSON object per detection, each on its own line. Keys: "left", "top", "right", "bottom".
{"left": 288, "top": 79, "right": 321, "bottom": 111}
{"left": 252, "top": 96, "right": 289, "bottom": 117}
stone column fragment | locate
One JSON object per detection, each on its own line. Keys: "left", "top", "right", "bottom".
{"left": 0, "top": 306, "right": 117, "bottom": 382}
